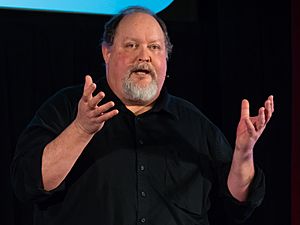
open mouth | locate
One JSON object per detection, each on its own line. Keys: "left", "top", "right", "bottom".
{"left": 132, "top": 69, "right": 151, "bottom": 75}
{"left": 132, "top": 69, "right": 150, "bottom": 75}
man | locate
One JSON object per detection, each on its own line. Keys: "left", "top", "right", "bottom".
{"left": 11, "top": 6, "right": 274, "bottom": 225}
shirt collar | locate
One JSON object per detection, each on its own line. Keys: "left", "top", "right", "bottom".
{"left": 151, "top": 86, "right": 179, "bottom": 120}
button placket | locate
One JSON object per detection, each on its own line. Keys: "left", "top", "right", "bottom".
{"left": 135, "top": 116, "right": 148, "bottom": 224}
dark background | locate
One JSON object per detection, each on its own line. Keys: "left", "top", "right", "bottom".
{"left": 0, "top": 0, "right": 296, "bottom": 224}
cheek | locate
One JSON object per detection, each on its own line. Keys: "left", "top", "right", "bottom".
{"left": 115, "top": 52, "right": 135, "bottom": 69}
{"left": 155, "top": 56, "right": 167, "bottom": 75}
{"left": 109, "top": 53, "right": 130, "bottom": 75}
{"left": 155, "top": 59, "right": 167, "bottom": 87}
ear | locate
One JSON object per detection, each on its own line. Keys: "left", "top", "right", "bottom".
{"left": 102, "top": 44, "right": 111, "bottom": 64}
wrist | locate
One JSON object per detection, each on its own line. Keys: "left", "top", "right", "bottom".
{"left": 72, "top": 120, "right": 95, "bottom": 138}
{"left": 233, "top": 146, "right": 254, "bottom": 162}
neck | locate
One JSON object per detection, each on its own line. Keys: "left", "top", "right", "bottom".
{"left": 125, "top": 102, "right": 155, "bottom": 116}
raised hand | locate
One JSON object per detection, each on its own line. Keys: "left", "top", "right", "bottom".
{"left": 235, "top": 95, "right": 274, "bottom": 153}
{"left": 74, "top": 75, "right": 119, "bottom": 135}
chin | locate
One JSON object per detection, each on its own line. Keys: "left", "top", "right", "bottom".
{"left": 123, "top": 83, "right": 158, "bottom": 103}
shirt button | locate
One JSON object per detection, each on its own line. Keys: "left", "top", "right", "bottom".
{"left": 138, "top": 139, "right": 144, "bottom": 145}
{"left": 141, "top": 191, "right": 146, "bottom": 197}
{"left": 140, "top": 165, "right": 145, "bottom": 171}
{"left": 140, "top": 218, "right": 146, "bottom": 223}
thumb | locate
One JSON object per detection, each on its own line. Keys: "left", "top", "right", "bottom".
{"left": 84, "top": 75, "right": 93, "bottom": 91}
{"left": 241, "top": 99, "right": 250, "bottom": 119}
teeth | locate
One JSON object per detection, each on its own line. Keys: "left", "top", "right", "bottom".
{"left": 134, "top": 71, "right": 149, "bottom": 74}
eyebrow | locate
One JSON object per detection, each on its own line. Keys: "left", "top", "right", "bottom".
{"left": 122, "top": 37, "right": 164, "bottom": 43}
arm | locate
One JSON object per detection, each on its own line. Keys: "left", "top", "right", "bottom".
{"left": 227, "top": 95, "right": 274, "bottom": 201}
{"left": 41, "top": 75, "right": 118, "bottom": 191}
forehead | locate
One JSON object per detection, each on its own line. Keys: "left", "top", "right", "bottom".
{"left": 114, "top": 12, "right": 165, "bottom": 42}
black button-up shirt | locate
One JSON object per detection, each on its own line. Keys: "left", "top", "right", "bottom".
{"left": 11, "top": 77, "right": 265, "bottom": 225}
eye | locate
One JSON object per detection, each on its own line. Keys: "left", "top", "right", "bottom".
{"left": 125, "top": 42, "right": 138, "bottom": 49}
{"left": 149, "top": 44, "right": 161, "bottom": 50}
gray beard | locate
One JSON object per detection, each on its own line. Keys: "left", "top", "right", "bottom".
{"left": 122, "top": 77, "right": 158, "bottom": 104}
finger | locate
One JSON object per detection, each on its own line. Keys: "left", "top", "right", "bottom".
{"left": 83, "top": 75, "right": 93, "bottom": 91}
{"left": 268, "top": 95, "right": 274, "bottom": 113}
{"left": 244, "top": 117, "right": 256, "bottom": 137}
{"left": 89, "top": 91, "right": 105, "bottom": 109}
{"left": 241, "top": 99, "right": 250, "bottom": 119}
{"left": 82, "top": 75, "right": 96, "bottom": 102}
{"left": 94, "top": 101, "right": 116, "bottom": 117}
{"left": 264, "top": 99, "right": 272, "bottom": 123}
{"left": 256, "top": 107, "right": 266, "bottom": 130}
{"left": 97, "top": 109, "right": 119, "bottom": 123}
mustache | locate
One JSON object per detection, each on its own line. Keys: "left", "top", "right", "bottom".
{"left": 129, "top": 63, "right": 156, "bottom": 77}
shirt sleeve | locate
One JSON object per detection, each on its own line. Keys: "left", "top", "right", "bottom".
{"left": 207, "top": 122, "right": 265, "bottom": 224}
{"left": 10, "top": 88, "right": 78, "bottom": 203}
{"left": 218, "top": 163, "right": 265, "bottom": 224}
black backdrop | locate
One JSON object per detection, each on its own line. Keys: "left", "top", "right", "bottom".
{"left": 0, "top": 0, "right": 292, "bottom": 224}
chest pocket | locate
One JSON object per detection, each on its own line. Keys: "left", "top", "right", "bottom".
{"left": 164, "top": 148, "right": 214, "bottom": 219}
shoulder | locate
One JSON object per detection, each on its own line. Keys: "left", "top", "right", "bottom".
{"left": 167, "top": 94, "right": 232, "bottom": 161}
{"left": 32, "top": 84, "right": 83, "bottom": 127}
{"left": 167, "top": 94, "right": 213, "bottom": 125}
{"left": 168, "top": 93, "right": 230, "bottom": 139}
{"left": 38, "top": 84, "right": 83, "bottom": 111}
{"left": 49, "top": 84, "right": 83, "bottom": 103}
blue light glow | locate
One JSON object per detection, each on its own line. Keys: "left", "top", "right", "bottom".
{"left": 0, "top": 0, "right": 174, "bottom": 15}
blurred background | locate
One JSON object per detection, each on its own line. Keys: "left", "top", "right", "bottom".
{"left": 1, "top": 0, "right": 299, "bottom": 224}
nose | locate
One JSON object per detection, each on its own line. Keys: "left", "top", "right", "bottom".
{"left": 138, "top": 57, "right": 150, "bottom": 62}
{"left": 138, "top": 47, "right": 151, "bottom": 63}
